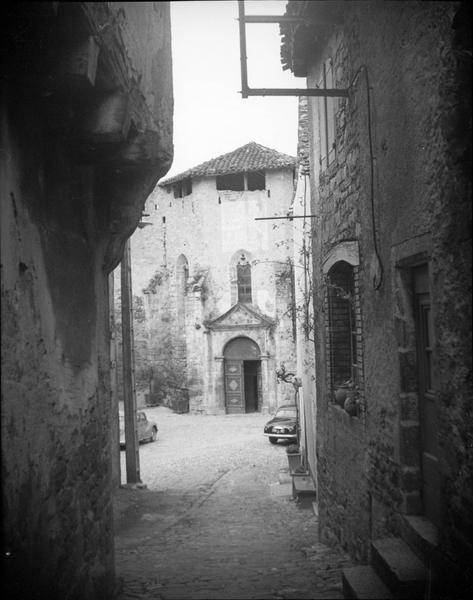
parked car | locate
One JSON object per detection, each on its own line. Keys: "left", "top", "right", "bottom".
{"left": 119, "top": 410, "right": 158, "bottom": 448}
{"left": 263, "top": 404, "right": 298, "bottom": 444}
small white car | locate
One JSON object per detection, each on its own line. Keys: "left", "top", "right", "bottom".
{"left": 119, "top": 411, "right": 158, "bottom": 448}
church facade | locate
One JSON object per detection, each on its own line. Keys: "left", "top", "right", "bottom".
{"left": 129, "top": 142, "right": 298, "bottom": 414}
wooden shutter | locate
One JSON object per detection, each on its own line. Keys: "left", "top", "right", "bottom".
{"left": 325, "top": 58, "right": 335, "bottom": 165}
{"left": 225, "top": 360, "right": 244, "bottom": 414}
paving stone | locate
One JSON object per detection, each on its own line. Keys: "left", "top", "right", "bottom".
{"left": 115, "top": 410, "right": 352, "bottom": 599}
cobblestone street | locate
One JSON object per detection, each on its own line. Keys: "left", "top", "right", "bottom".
{"left": 114, "top": 407, "right": 352, "bottom": 599}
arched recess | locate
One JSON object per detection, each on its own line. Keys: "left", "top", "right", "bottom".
{"left": 223, "top": 336, "right": 262, "bottom": 414}
{"left": 322, "top": 244, "right": 364, "bottom": 416}
{"left": 229, "top": 249, "right": 254, "bottom": 305}
{"left": 175, "top": 254, "right": 189, "bottom": 353}
{"left": 322, "top": 240, "right": 359, "bottom": 273}
{"left": 325, "top": 260, "right": 358, "bottom": 389}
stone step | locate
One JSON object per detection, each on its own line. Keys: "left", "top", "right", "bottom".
{"left": 292, "top": 473, "right": 316, "bottom": 509}
{"left": 342, "top": 565, "right": 393, "bottom": 599}
{"left": 371, "top": 537, "right": 427, "bottom": 599}
{"left": 269, "top": 481, "right": 292, "bottom": 498}
{"left": 292, "top": 473, "right": 316, "bottom": 494}
{"left": 278, "top": 468, "right": 292, "bottom": 485}
{"left": 398, "top": 514, "right": 438, "bottom": 563}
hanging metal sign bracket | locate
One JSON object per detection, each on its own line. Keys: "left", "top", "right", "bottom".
{"left": 238, "top": 0, "right": 349, "bottom": 98}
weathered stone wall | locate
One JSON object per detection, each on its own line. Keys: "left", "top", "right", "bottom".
{"left": 128, "top": 168, "right": 297, "bottom": 413}
{"left": 305, "top": 0, "right": 471, "bottom": 583}
{"left": 1, "top": 3, "right": 173, "bottom": 598}
{"left": 293, "top": 97, "right": 317, "bottom": 481}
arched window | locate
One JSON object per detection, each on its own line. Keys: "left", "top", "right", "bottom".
{"left": 326, "top": 260, "right": 358, "bottom": 389}
{"left": 230, "top": 249, "right": 254, "bottom": 305}
{"left": 237, "top": 254, "right": 252, "bottom": 304}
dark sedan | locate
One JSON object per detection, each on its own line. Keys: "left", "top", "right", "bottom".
{"left": 264, "top": 404, "right": 298, "bottom": 444}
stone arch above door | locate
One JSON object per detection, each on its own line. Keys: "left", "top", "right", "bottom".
{"left": 223, "top": 336, "right": 261, "bottom": 359}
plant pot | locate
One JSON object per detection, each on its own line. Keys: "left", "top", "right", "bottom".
{"left": 344, "top": 393, "right": 358, "bottom": 417}
{"left": 287, "top": 452, "right": 302, "bottom": 472}
{"left": 334, "top": 387, "right": 348, "bottom": 406}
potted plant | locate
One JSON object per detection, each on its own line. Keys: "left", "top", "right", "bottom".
{"left": 292, "top": 464, "right": 308, "bottom": 477}
{"left": 286, "top": 444, "right": 301, "bottom": 472}
{"left": 344, "top": 388, "right": 359, "bottom": 417}
{"left": 333, "top": 378, "right": 352, "bottom": 407}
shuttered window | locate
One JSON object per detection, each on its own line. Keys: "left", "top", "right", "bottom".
{"left": 326, "top": 261, "right": 358, "bottom": 388}
{"left": 318, "top": 57, "right": 337, "bottom": 171}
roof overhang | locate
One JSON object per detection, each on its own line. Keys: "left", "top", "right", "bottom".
{"left": 280, "top": 0, "right": 344, "bottom": 77}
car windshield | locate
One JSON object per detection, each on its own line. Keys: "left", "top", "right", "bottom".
{"left": 276, "top": 407, "right": 296, "bottom": 418}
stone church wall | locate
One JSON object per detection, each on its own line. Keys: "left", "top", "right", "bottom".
{"left": 129, "top": 167, "right": 298, "bottom": 413}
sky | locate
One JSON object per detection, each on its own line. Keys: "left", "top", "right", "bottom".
{"left": 164, "top": 0, "right": 301, "bottom": 179}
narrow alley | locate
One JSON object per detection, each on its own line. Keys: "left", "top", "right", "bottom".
{"left": 2, "top": 3, "right": 471, "bottom": 599}
{"left": 114, "top": 408, "right": 352, "bottom": 599}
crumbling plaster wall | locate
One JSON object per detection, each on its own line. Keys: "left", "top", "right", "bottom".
{"left": 1, "top": 3, "right": 173, "bottom": 598}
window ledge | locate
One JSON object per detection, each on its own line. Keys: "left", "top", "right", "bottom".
{"left": 329, "top": 402, "right": 362, "bottom": 425}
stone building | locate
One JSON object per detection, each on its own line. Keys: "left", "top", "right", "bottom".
{"left": 1, "top": 3, "right": 173, "bottom": 598}
{"left": 127, "top": 142, "right": 299, "bottom": 415}
{"left": 278, "top": 1, "right": 472, "bottom": 597}
{"left": 290, "top": 96, "right": 318, "bottom": 479}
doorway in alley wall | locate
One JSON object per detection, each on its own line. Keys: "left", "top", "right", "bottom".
{"left": 224, "top": 337, "right": 262, "bottom": 414}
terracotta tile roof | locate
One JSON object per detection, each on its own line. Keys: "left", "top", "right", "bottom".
{"left": 280, "top": 1, "right": 343, "bottom": 77}
{"left": 159, "top": 141, "right": 296, "bottom": 186}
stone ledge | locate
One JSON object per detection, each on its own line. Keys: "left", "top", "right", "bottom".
{"left": 343, "top": 565, "right": 393, "bottom": 599}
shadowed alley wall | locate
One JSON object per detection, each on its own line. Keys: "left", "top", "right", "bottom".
{"left": 1, "top": 3, "right": 173, "bottom": 598}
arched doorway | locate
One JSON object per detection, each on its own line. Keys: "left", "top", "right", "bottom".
{"left": 223, "top": 337, "right": 262, "bottom": 414}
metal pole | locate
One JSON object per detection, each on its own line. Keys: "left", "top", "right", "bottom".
{"left": 108, "top": 272, "right": 120, "bottom": 488}
{"left": 255, "top": 215, "right": 317, "bottom": 220}
{"left": 238, "top": 0, "right": 249, "bottom": 98}
{"left": 244, "top": 88, "right": 349, "bottom": 97}
{"left": 237, "top": 1, "right": 349, "bottom": 100}
{"left": 121, "top": 238, "right": 141, "bottom": 484}
{"left": 243, "top": 15, "right": 339, "bottom": 26}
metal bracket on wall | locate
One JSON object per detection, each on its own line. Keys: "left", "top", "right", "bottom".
{"left": 238, "top": 0, "right": 348, "bottom": 99}
{"left": 255, "top": 215, "right": 316, "bottom": 221}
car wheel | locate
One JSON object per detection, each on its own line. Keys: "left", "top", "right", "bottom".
{"left": 269, "top": 437, "right": 278, "bottom": 445}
